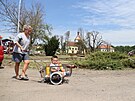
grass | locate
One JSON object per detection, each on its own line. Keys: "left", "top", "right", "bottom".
{"left": 2, "top": 54, "right": 82, "bottom": 69}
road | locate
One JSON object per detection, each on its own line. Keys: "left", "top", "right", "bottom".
{"left": 0, "top": 66, "right": 135, "bottom": 101}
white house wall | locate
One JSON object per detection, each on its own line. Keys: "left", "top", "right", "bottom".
{"left": 67, "top": 46, "right": 78, "bottom": 54}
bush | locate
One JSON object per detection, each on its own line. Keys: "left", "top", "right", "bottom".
{"left": 74, "top": 52, "right": 134, "bottom": 70}
{"left": 122, "top": 58, "right": 135, "bottom": 68}
{"left": 44, "top": 36, "right": 59, "bottom": 56}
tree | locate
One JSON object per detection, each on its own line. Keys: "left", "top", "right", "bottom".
{"left": 76, "top": 40, "right": 87, "bottom": 54}
{"left": 0, "top": 0, "right": 19, "bottom": 32}
{"left": 114, "top": 45, "right": 135, "bottom": 53}
{"left": 44, "top": 36, "right": 59, "bottom": 56}
{"left": 77, "top": 28, "right": 87, "bottom": 54}
{"left": 0, "top": 0, "right": 52, "bottom": 48}
{"left": 61, "top": 42, "right": 66, "bottom": 54}
{"left": 60, "top": 35, "right": 65, "bottom": 54}
{"left": 27, "top": 4, "right": 52, "bottom": 46}
{"left": 65, "top": 31, "right": 70, "bottom": 54}
{"left": 86, "top": 31, "right": 103, "bottom": 52}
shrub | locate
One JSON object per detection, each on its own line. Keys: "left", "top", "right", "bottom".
{"left": 122, "top": 58, "right": 135, "bottom": 68}
{"left": 74, "top": 52, "right": 133, "bottom": 70}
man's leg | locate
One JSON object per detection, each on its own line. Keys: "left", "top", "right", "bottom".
{"left": 12, "top": 53, "right": 22, "bottom": 78}
{"left": 15, "top": 62, "right": 20, "bottom": 78}
{"left": 21, "top": 60, "right": 30, "bottom": 77}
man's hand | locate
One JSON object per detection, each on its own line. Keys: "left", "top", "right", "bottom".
{"left": 20, "top": 47, "right": 25, "bottom": 51}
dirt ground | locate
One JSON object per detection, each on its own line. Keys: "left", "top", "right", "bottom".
{"left": 0, "top": 66, "right": 135, "bottom": 101}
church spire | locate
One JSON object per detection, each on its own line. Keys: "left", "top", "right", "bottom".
{"left": 74, "top": 32, "right": 81, "bottom": 42}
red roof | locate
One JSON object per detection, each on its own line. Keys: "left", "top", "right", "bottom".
{"left": 98, "top": 45, "right": 111, "bottom": 49}
{"left": 67, "top": 42, "right": 77, "bottom": 46}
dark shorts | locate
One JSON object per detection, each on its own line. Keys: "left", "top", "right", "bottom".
{"left": 12, "top": 52, "right": 29, "bottom": 63}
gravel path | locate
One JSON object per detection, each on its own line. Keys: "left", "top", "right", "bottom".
{"left": 0, "top": 66, "right": 135, "bottom": 101}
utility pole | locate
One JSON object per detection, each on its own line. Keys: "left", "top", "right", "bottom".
{"left": 17, "top": 0, "right": 22, "bottom": 33}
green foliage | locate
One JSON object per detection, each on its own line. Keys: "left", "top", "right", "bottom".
{"left": 74, "top": 52, "right": 135, "bottom": 70}
{"left": 114, "top": 45, "right": 135, "bottom": 53}
{"left": 44, "top": 36, "right": 59, "bottom": 56}
{"left": 122, "top": 58, "right": 135, "bottom": 68}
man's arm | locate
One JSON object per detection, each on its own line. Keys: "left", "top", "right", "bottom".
{"left": 15, "top": 42, "right": 24, "bottom": 51}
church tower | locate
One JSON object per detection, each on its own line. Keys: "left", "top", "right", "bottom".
{"left": 74, "top": 32, "right": 81, "bottom": 42}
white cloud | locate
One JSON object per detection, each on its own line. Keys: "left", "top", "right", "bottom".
{"left": 73, "top": 0, "right": 135, "bottom": 30}
{"left": 72, "top": 0, "right": 135, "bottom": 46}
{"left": 52, "top": 25, "right": 78, "bottom": 41}
{"left": 101, "top": 30, "right": 135, "bottom": 46}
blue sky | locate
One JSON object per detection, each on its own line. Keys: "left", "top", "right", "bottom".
{"left": 1, "top": 0, "right": 135, "bottom": 46}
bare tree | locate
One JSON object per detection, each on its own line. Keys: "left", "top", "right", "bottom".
{"left": 86, "top": 31, "right": 103, "bottom": 52}
{"left": 27, "top": 3, "right": 52, "bottom": 46}
{"left": 102, "top": 40, "right": 112, "bottom": 52}
{"left": 0, "top": 0, "right": 52, "bottom": 47}
{"left": 60, "top": 35, "right": 64, "bottom": 49}
{"left": 76, "top": 40, "right": 87, "bottom": 55}
{"left": 65, "top": 31, "right": 70, "bottom": 42}
{"left": 65, "top": 31, "right": 70, "bottom": 54}
{"left": 76, "top": 28, "right": 87, "bottom": 54}
{"left": 0, "top": 0, "right": 19, "bottom": 32}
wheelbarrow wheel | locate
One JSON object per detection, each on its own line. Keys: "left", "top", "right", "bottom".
{"left": 50, "top": 72, "right": 63, "bottom": 85}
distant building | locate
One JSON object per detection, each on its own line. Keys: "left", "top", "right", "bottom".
{"left": 66, "top": 32, "right": 81, "bottom": 54}
{"left": 66, "top": 32, "right": 86, "bottom": 55}
{"left": 74, "top": 32, "right": 81, "bottom": 42}
{"left": 66, "top": 41, "right": 78, "bottom": 54}
{"left": 98, "top": 44, "right": 115, "bottom": 52}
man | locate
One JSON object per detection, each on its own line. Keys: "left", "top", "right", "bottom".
{"left": 12, "top": 25, "right": 32, "bottom": 80}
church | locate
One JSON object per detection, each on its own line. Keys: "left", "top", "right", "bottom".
{"left": 66, "top": 32, "right": 83, "bottom": 54}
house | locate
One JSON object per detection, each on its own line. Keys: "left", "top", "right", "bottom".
{"left": 66, "top": 32, "right": 82, "bottom": 54}
{"left": 66, "top": 32, "right": 86, "bottom": 55}
{"left": 98, "top": 44, "right": 115, "bottom": 52}
{"left": 66, "top": 41, "right": 78, "bottom": 54}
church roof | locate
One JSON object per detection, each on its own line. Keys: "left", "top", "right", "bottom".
{"left": 67, "top": 42, "right": 77, "bottom": 46}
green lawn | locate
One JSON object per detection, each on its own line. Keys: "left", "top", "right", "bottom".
{"left": 2, "top": 54, "right": 84, "bottom": 69}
